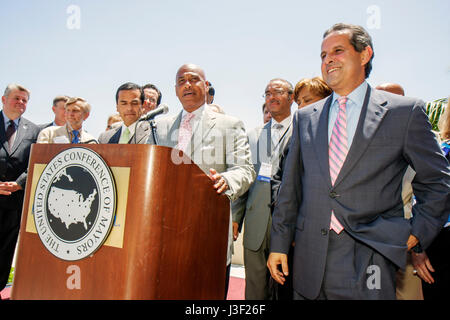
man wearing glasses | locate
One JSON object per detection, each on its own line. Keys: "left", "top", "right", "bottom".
{"left": 37, "top": 97, "right": 97, "bottom": 144}
{"left": 232, "top": 78, "right": 294, "bottom": 299}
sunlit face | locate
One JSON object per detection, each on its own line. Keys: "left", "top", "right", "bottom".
{"left": 175, "top": 65, "right": 207, "bottom": 112}
{"left": 320, "top": 31, "right": 371, "bottom": 95}
{"left": 143, "top": 88, "right": 159, "bottom": 113}
{"left": 116, "top": 89, "right": 142, "bottom": 126}
{"left": 65, "top": 103, "right": 88, "bottom": 130}
{"left": 52, "top": 100, "right": 67, "bottom": 124}
{"left": 296, "top": 87, "right": 323, "bottom": 109}
{"left": 264, "top": 80, "right": 293, "bottom": 121}
{"left": 263, "top": 106, "right": 272, "bottom": 123}
{"left": 1, "top": 89, "right": 28, "bottom": 120}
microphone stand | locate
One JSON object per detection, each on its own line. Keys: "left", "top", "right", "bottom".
{"left": 149, "top": 119, "right": 159, "bottom": 145}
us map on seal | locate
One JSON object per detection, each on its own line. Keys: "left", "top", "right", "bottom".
{"left": 33, "top": 147, "right": 117, "bottom": 261}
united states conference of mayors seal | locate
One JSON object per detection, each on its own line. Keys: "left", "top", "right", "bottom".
{"left": 33, "top": 147, "right": 116, "bottom": 261}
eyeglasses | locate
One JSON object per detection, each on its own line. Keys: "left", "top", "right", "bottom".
{"left": 262, "top": 90, "right": 287, "bottom": 99}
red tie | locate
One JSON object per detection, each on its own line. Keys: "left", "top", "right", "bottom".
{"left": 328, "top": 96, "right": 348, "bottom": 234}
{"left": 6, "top": 120, "right": 16, "bottom": 152}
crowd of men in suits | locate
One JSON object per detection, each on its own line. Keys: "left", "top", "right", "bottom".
{"left": 1, "top": 22, "right": 449, "bottom": 300}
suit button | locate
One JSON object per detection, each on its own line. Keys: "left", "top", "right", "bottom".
{"left": 329, "top": 191, "right": 338, "bottom": 199}
{"left": 321, "top": 228, "right": 328, "bottom": 236}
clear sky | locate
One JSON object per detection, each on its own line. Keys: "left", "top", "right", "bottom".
{"left": 1, "top": 0, "right": 449, "bottom": 138}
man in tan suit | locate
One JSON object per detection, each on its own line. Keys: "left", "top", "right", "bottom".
{"left": 37, "top": 97, "right": 97, "bottom": 144}
{"left": 147, "top": 63, "right": 255, "bottom": 298}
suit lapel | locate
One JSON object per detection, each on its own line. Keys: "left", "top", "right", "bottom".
{"left": 333, "top": 86, "right": 388, "bottom": 187}
{"left": 8, "top": 118, "right": 28, "bottom": 156}
{"left": 0, "top": 112, "right": 9, "bottom": 154}
{"left": 310, "top": 96, "right": 333, "bottom": 188}
{"left": 109, "top": 127, "right": 122, "bottom": 144}
{"left": 189, "top": 106, "right": 217, "bottom": 157}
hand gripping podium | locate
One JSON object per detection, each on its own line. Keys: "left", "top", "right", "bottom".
{"left": 11, "top": 144, "right": 230, "bottom": 299}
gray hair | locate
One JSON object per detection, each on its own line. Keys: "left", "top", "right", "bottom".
{"left": 323, "top": 23, "right": 374, "bottom": 78}
{"left": 4, "top": 83, "right": 31, "bottom": 99}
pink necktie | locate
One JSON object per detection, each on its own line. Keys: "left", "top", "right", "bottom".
{"left": 328, "top": 96, "right": 348, "bottom": 234}
{"left": 178, "top": 113, "right": 195, "bottom": 153}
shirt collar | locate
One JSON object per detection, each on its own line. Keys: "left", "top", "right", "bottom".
{"left": 121, "top": 121, "right": 137, "bottom": 136}
{"left": 332, "top": 81, "right": 368, "bottom": 108}
{"left": 271, "top": 115, "right": 292, "bottom": 129}
{"left": 1, "top": 110, "right": 20, "bottom": 128}
{"left": 181, "top": 104, "right": 205, "bottom": 120}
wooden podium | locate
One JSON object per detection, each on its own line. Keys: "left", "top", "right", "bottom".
{"left": 11, "top": 144, "right": 230, "bottom": 300}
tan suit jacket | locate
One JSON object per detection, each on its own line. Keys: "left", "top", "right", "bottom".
{"left": 37, "top": 124, "right": 97, "bottom": 144}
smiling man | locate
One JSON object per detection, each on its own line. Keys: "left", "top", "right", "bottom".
{"left": 267, "top": 23, "right": 450, "bottom": 300}
{"left": 0, "top": 84, "right": 40, "bottom": 293}
{"left": 98, "top": 82, "right": 150, "bottom": 144}
{"left": 37, "top": 97, "right": 97, "bottom": 144}
{"left": 147, "top": 63, "right": 255, "bottom": 298}
{"left": 232, "top": 78, "right": 293, "bottom": 299}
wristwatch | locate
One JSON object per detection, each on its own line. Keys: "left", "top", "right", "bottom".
{"left": 411, "top": 242, "right": 423, "bottom": 253}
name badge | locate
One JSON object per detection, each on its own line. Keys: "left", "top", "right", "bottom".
{"left": 257, "top": 162, "right": 272, "bottom": 183}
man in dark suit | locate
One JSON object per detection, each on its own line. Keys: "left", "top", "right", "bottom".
{"left": 0, "top": 84, "right": 40, "bottom": 292}
{"left": 267, "top": 23, "right": 450, "bottom": 299}
{"left": 98, "top": 82, "right": 150, "bottom": 144}
{"left": 38, "top": 95, "right": 68, "bottom": 130}
{"left": 232, "top": 78, "right": 293, "bottom": 299}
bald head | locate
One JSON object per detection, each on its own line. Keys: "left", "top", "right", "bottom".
{"left": 176, "top": 63, "right": 206, "bottom": 82}
{"left": 175, "top": 63, "right": 208, "bottom": 112}
{"left": 376, "top": 83, "right": 405, "bottom": 96}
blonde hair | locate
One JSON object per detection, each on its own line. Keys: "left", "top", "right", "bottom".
{"left": 65, "top": 97, "right": 91, "bottom": 114}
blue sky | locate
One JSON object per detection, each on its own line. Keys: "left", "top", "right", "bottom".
{"left": 1, "top": 0, "right": 449, "bottom": 138}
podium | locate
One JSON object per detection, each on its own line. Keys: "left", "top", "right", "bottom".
{"left": 11, "top": 144, "right": 230, "bottom": 299}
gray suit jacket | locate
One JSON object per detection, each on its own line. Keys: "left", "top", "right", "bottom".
{"left": 98, "top": 121, "right": 151, "bottom": 144}
{"left": 147, "top": 105, "right": 255, "bottom": 202}
{"left": 270, "top": 86, "right": 450, "bottom": 299}
{"left": 232, "top": 120, "right": 292, "bottom": 251}
{"left": 0, "top": 111, "right": 40, "bottom": 225}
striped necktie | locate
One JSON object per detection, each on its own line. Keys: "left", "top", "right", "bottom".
{"left": 328, "top": 96, "right": 348, "bottom": 234}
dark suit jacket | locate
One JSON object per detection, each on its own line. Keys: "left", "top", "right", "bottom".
{"left": 0, "top": 111, "right": 40, "bottom": 226}
{"left": 232, "top": 119, "right": 292, "bottom": 251}
{"left": 270, "top": 86, "right": 450, "bottom": 299}
{"left": 98, "top": 121, "right": 150, "bottom": 144}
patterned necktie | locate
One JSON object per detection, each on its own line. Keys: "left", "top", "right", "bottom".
{"left": 72, "top": 130, "right": 80, "bottom": 144}
{"left": 328, "top": 96, "right": 348, "bottom": 234}
{"left": 119, "top": 127, "right": 130, "bottom": 144}
{"left": 272, "top": 123, "right": 284, "bottom": 152}
{"left": 6, "top": 120, "right": 16, "bottom": 151}
{"left": 178, "top": 113, "right": 195, "bottom": 152}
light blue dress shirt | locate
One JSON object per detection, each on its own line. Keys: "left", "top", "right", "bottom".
{"left": 328, "top": 81, "right": 368, "bottom": 147}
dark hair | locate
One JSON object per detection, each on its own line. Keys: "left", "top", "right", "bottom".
{"left": 142, "top": 83, "right": 162, "bottom": 105}
{"left": 269, "top": 78, "right": 294, "bottom": 95}
{"left": 115, "top": 82, "right": 144, "bottom": 104}
{"left": 323, "top": 23, "right": 374, "bottom": 78}
{"left": 52, "top": 95, "right": 69, "bottom": 106}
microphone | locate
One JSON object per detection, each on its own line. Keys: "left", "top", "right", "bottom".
{"left": 139, "top": 104, "right": 169, "bottom": 121}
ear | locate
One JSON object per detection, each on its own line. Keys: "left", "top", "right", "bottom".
{"left": 83, "top": 112, "right": 90, "bottom": 121}
{"left": 361, "top": 45, "right": 373, "bottom": 66}
{"left": 1, "top": 96, "right": 6, "bottom": 106}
